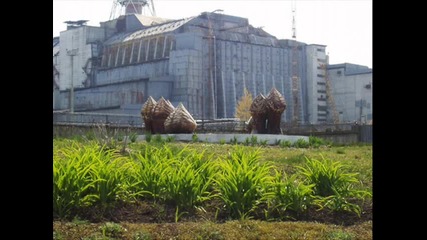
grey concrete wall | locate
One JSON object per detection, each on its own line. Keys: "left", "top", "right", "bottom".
{"left": 58, "top": 26, "right": 105, "bottom": 90}
{"left": 57, "top": 80, "right": 172, "bottom": 114}
{"left": 329, "top": 67, "right": 372, "bottom": 123}
{"left": 96, "top": 60, "right": 171, "bottom": 85}
{"left": 214, "top": 39, "right": 306, "bottom": 122}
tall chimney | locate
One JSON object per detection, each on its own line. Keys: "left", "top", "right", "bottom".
{"left": 124, "top": 0, "right": 146, "bottom": 15}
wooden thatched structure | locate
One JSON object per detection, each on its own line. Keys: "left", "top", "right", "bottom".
{"left": 249, "top": 93, "right": 268, "bottom": 134}
{"left": 140, "top": 96, "right": 157, "bottom": 133}
{"left": 164, "top": 103, "right": 197, "bottom": 133}
{"left": 151, "top": 97, "right": 175, "bottom": 134}
{"left": 265, "top": 87, "right": 286, "bottom": 134}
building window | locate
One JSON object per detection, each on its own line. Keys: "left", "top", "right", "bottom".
{"left": 115, "top": 45, "right": 121, "bottom": 66}
{"left": 318, "top": 98, "right": 326, "bottom": 101}
{"left": 317, "top": 90, "right": 326, "bottom": 94}
{"left": 131, "top": 41, "right": 140, "bottom": 63}
{"left": 147, "top": 38, "right": 156, "bottom": 61}
{"left": 337, "top": 70, "right": 342, "bottom": 75}
{"left": 317, "top": 74, "right": 325, "bottom": 78}
{"left": 317, "top": 48, "right": 325, "bottom": 52}
{"left": 365, "top": 83, "right": 372, "bottom": 89}
{"left": 123, "top": 43, "right": 132, "bottom": 65}
{"left": 317, "top": 82, "right": 326, "bottom": 85}
{"left": 156, "top": 36, "right": 165, "bottom": 59}
{"left": 138, "top": 39, "right": 146, "bottom": 62}
{"left": 318, "top": 113, "right": 327, "bottom": 117}
{"left": 318, "top": 105, "right": 328, "bottom": 111}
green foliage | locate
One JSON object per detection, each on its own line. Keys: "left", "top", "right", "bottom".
{"left": 133, "top": 231, "right": 152, "bottom": 240}
{"left": 259, "top": 140, "right": 268, "bottom": 147}
{"left": 53, "top": 231, "right": 63, "bottom": 240}
{"left": 219, "top": 139, "right": 226, "bottom": 145}
{"left": 153, "top": 134, "right": 163, "bottom": 143}
{"left": 296, "top": 155, "right": 358, "bottom": 197}
{"left": 229, "top": 136, "right": 238, "bottom": 145}
{"left": 309, "top": 136, "right": 326, "bottom": 148}
{"left": 293, "top": 138, "right": 310, "bottom": 148}
{"left": 192, "top": 133, "right": 199, "bottom": 143}
{"left": 326, "top": 230, "right": 354, "bottom": 240}
{"left": 99, "top": 222, "right": 125, "bottom": 238}
{"left": 297, "top": 155, "right": 371, "bottom": 215}
{"left": 129, "top": 132, "right": 138, "bottom": 143}
{"left": 145, "top": 132, "right": 152, "bottom": 143}
{"left": 213, "top": 147, "right": 273, "bottom": 219}
{"left": 336, "top": 149, "right": 345, "bottom": 154}
{"left": 279, "top": 140, "right": 292, "bottom": 148}
{"left": 165, "top": 135, "right": 176, "bottom": 142}
{"left": 270, "top": 171, "right": 315, "bottom": 217}
{"left": 250, "top": 135, "right": 258, "bottom": 146}
{"left": 243, "top": 137, "right": 251, "bottom": 146}
{"left": 53, "top": 140, "right": 101, "bottom": 218}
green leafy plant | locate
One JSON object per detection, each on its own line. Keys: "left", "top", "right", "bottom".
{"left": 308, "top": 136, "right": 325, "bottom": 148}
{"left": 229, "top": 136, "right": 238, "bottom": 145}
{"left": 293, "top": 138, "right": 309, "bottom": 148}
{"left": 133, "top": 231, "right": 152, "bottom": 240}
{"left": 213, "top": 147, "right": 273, "bottom": 219}
{"left": 296, "top": 155, "right": 371, "bottom": 215}
{"left": 192, "top": 133, "right": 199, "bottom": 143}
{"left": 129, "top": 132, "right": 138, "bottom": 143}
{"left": 270, "top": 171, "right": 315, "bottom": 217}
{"left": 99, "top": 222, "right": 125, "bottom": 238}
{"left": 250, "top": 135, "right": 258, "bottom": 146}
{"left": 279, "top": 140, "right": 292, "bottom": 148}
{"left": 259, "top": 140, "right": 268, "bottom": 147}
{"left": 165, "top": 135, "right": 176, "bottom": 142}
{"left": 145, "top": 132, "right": 152, "bottom": 143}
{"left": 326, "top": 230, "right": 354, "bottom": 240}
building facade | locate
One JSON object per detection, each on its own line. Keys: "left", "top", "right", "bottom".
{"left": 327, "top": 63, "right": 372, "bottom": 123}
{"left": 53, "top": 12, "right": 372, "bottom": 124}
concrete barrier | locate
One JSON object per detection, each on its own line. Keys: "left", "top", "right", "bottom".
{"left": 134, "top": 133, "right": 309, "bottom": 145}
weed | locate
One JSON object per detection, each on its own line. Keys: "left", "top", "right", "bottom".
{"left": 279, "top": 140, "right": 292, "bottom": 148}
{"left": 192, "top": 133, "right": 199, "bottom": 143}
{"left": 250, "top": 135, "right": 258, "bottom": 145}
{"left": 326, "top": 230, "right": 354, "bottom": 240}
{"left": 129, "top": 132, "right": 138, "bottom": 143}
{"left": 133, "top": 231, "right": 152, "bottom": 240}
{"left": 99, "top": 222, "right": 125, "bottom": 238}
{"left": 336, "top": 149, "right": 345, "bottom": 154}
{"left": 229, "top": 136, "right": 238, "bottom": 145}
{"left": 293, "top": 138, "right": 310, "bottom": 148}
{"left": 145, "top": 132, "right": 152, "bottom": 143}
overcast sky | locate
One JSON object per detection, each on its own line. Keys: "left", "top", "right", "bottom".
{"left": 53, "top": 0, "right": 372, "bottom": 68}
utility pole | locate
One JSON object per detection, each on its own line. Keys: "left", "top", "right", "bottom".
{"left": 67, "top": 48, "right": 78, "bottom": 113}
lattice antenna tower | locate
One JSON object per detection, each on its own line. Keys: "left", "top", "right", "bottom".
{"left": 291, "top": 0, "right": 301, "bottom": 124}
{"left": 109, "top": 0, "right": 156, "bottom": 20}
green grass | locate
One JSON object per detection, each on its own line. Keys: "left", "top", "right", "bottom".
{"left": 53, "top": 138, "right": 372, "bottom": 239}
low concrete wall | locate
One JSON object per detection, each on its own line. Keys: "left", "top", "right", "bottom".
{"left": 135, "top": 133, "right": 308, "bottom": 145}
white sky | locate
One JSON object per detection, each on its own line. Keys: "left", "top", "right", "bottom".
{"left": 53, "top": 0, "right": 372, "bottom": 68}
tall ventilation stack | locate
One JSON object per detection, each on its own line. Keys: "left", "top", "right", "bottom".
{"left": 110, "top": 0, "right": 156, "bottom": 20}
{"left": 124, "top": 0, "right": 145, "bottom": 15}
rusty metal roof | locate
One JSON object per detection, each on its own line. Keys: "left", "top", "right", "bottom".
{"left": 104, "top": 16, "right": 196, "bottom": 45}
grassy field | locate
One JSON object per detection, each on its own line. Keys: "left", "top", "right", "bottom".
{"left": 53, "top": 137, "right": 372, "bottom": 240}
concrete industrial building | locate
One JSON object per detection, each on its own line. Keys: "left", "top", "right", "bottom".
{"left": 327, "top": 63, "right": 372, "bottom": 124}
{"left": 53, "top": 10, "right": 372, "bottom": 124}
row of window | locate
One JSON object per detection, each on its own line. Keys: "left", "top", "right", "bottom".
{"left": 101, "top": 35, "right": 176, "bottom": 68}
